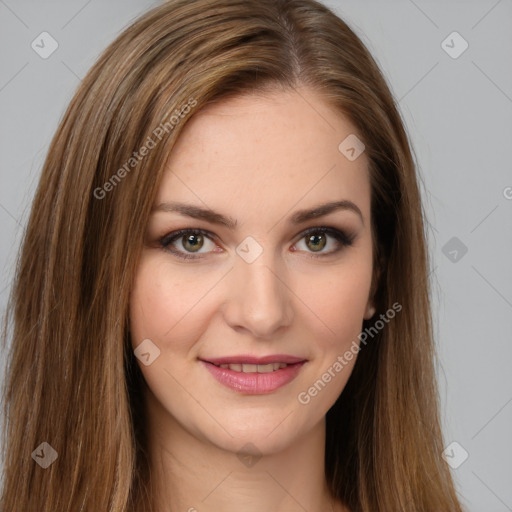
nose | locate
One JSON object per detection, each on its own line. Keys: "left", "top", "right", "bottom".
{"left": 222, "top": 252, "right": 294, "bottom": 339}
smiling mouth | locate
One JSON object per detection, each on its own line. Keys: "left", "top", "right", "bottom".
{"left": 201, "top": 358, "right": 307, "bottom": 394}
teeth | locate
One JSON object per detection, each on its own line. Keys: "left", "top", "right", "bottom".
{"left": 257, "top": 363, "right": 275, "bottom": 373}
{"left": 217, "top": 363, "right": 289, "bottom": 373}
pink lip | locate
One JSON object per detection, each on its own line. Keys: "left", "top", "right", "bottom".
{"left": 203, "top": 354, "right": 305, "bottom": 365}
{"left": 200, "top": 356, "right": 306, "bottom": 394}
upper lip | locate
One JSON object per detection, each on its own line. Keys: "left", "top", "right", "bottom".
{"left": 201, "top": 355, "right": 306, "bottom": 365}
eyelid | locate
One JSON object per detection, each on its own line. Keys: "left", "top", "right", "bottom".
{"left": 296, "top": 226, "right": 355, "bottom": 246}
{"left": 159, "top": 226, "right": 355, "bottom": 260}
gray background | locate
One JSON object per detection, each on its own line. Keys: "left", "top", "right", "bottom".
{"left": 0, "top": 1, "right": 511, "bottom": 510}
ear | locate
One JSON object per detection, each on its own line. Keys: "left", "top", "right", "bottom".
{"left": 363, "top": 302, "right": 376, "bottom": 320}
{"left": 364, "top": 255, "right": 381, "bottom": 320}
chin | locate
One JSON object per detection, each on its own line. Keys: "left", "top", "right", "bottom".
{"left": 206, "top": 426, "right": 300, "bottom": 458}
{"left": 193, "top": 406, "right": 319, "bottom": 457}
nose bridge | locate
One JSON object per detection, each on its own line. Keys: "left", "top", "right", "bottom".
{"left": 225, "top": 244, "right": 293, "bottom": 337}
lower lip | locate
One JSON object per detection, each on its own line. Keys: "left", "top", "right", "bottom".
{"left": 201, "top": 361, "right": 306, "bottom": 394}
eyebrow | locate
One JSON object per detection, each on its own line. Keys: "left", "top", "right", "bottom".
{"left": 152, "top": 200, "right": 363, "bottom": 229}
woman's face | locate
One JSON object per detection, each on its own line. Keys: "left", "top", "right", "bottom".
{"left": 129, "top": 87, "right": 375, "bottom": 455}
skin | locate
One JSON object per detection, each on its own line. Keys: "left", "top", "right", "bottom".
{"left": 129, "top": 86, "right": 375, "bottom": 512}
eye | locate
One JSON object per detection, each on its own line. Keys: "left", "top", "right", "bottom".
{"left": 159, "top": 226, "right": 355, "bottom": 260}
{"left": 159, "top": 229, "right": 218, "bottom": 260}
{"left": 292, "top": 226, "right": 355, "bottom": 258}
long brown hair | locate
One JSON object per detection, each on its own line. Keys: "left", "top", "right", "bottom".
{"left": 0, "top": 0, "right": 464, "bottom": 510}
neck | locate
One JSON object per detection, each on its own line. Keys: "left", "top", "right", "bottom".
{"left": 144, "top": 389, "right": 345, "bottom": 512}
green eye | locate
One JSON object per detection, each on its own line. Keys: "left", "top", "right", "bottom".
{"left": 160, "top": 227, "right": 355, "bottom": 260}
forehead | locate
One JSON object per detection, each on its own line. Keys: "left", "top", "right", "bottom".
{"left": 156, "top": 88, "right": 371, "bottom": 223}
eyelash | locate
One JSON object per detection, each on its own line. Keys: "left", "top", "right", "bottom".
{"left": 158, "top": 227, "right": 355, "bottom": 260}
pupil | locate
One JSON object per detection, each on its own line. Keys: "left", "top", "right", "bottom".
{"left": 308, "top": 233, "right": 326, "bottom": 251}
{"left": 184, "top": 234, "right": 203, "bottom": 252}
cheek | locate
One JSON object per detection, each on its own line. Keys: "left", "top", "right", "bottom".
{"left": 295, "top": 256, "right": 373, "bottom": 348}
{"left": 293, "top": 264, "right": 372, "bottom": 415}
{"left": 129, "top": 255, "right": 209, "bottom": 349}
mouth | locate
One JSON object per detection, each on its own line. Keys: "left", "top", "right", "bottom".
{"left": 199, "top": 355, "right": 307, "bottom": 394}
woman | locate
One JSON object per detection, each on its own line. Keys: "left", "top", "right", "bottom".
{"left": 0, "top": 0, "right": 465, "bottom": 510}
